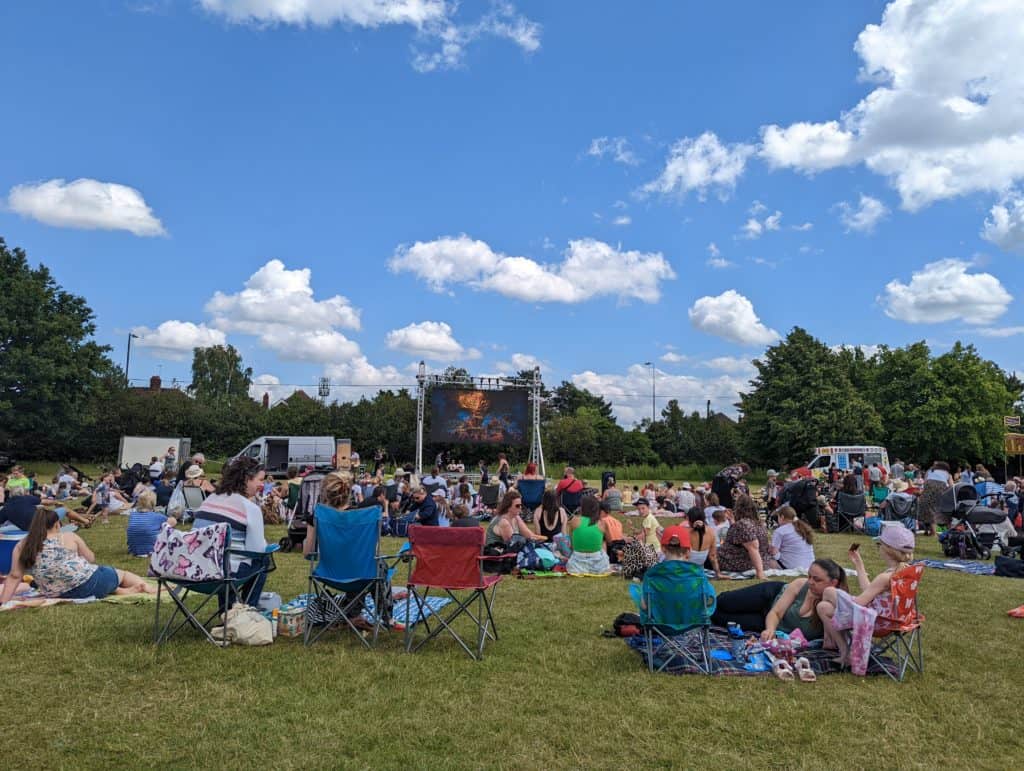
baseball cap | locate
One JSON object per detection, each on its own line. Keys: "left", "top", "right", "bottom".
{"left": 875, "top": 523, "right": 915, "bottom": 552}
{"left": 431, "top": 489, "right": 446, "bottom": 498}
{"left": 660, "top": 525, "right": 690, "bottom": 547}
{"left": 635, "top": 497, "right": 650, "bottom": 507}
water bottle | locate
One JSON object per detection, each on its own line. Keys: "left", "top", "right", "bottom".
{"left": 727, "top": 622, "right": 746, "bottom": 663}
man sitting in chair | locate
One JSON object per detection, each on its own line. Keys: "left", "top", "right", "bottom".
{"left": 406, "top": 486, "right": 440, "bottom": 526}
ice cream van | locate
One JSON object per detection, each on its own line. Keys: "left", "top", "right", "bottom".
{"left": 794, "top": 446, "right": 890, "bottom": 480}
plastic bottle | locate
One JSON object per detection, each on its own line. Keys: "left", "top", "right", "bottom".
{"left": 727, "top": 622, "right": 746, "bottom": 663}
{"left": 271, "top": 608, "right": 280, "bottom": 639}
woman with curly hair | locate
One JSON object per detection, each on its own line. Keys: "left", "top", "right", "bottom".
{"left": 715, "top": 493, "right": 769, "bottom": 578}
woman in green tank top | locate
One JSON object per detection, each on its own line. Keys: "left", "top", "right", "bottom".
{"left": 565, "top": 495, "right": 611, "bottom": 575}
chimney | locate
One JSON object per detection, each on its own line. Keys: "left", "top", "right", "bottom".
{"left": 150, "top": 375, "right": 162, "bottom": 391}
{"left": 262, "top": 392, "right": 270, "bottom": 409}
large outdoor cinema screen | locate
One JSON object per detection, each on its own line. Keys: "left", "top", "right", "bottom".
{"left": 429, "top": 388, "right": 529, "bottom": 445}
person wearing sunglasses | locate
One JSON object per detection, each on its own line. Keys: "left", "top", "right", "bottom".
{"left": 485, "top": 490, "right": 547, "bottom": 550}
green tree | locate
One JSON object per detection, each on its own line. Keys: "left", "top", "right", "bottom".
{"left": 0, "top": 238, "right": 118, "bottom": 457}
{"left": 738, "top": 327, "right": 883, "bottom": 467}
{"left": 189, "top": 345, "right": 253, "bottom": 403}
{"left": 547, "top": 381, "right": 614, "bottom": 421}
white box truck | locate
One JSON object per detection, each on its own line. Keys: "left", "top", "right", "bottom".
{"left": 234, "top": 436, "right": 336, "bottom": 476}
{"left": 118, "top": 436, "right": 192, "bottom": 471}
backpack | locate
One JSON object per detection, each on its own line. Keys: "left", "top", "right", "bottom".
{"left": 994, "top": 556, "right": 1024, "bottom": 579}
{"left": 517, "top": 541, "right": 543, "bottom": 571}
{"left": 861, "top": 516, "right": 882, "bottom": 536}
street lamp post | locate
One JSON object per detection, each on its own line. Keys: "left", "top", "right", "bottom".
{"left": 643, "top": 361, "right": 655, "bottom": 423}
{"left": 125, "top": 333, "right": 139, "bottom": 388}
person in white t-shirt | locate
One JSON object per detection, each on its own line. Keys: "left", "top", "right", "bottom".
{"left": 769, "top": 506, "right": 816, "bottom": 570}
{"left": 148, "top": 456, "right": 164, "bottom": 481}
{"left": 675, "top": 482, "right": 696, "bottom": 512}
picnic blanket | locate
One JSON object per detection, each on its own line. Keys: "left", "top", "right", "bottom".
{"left": 626, "top": 628, "right": 897, "bottom": 677}
{"left": 915, "top": 558, "right": 995, "bottom": 575}
{"left": 1, "top": 582, "right": 160, "bottom": 611}
{"left": 283, "top": 591, "right": 452, "bottom": 628}
{"left": 709, "top": 567, "right": 809, "bottom": 581}
{"left": 517, "top": 570, "right": 569, "bottom": 579}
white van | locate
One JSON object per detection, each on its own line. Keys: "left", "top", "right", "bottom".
{"left": 798, "top": 445, "right": 890, "bottom": 479}
{"left": 235, "top": 436, "right": 335, "bottom": 476}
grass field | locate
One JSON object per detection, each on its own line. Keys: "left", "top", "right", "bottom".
{"left": 2, "top": 507, "right": 1022, "bottom": 769}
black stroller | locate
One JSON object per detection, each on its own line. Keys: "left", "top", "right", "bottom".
{"left": 938, "top": 483, "right": 1007, "bottom": 560}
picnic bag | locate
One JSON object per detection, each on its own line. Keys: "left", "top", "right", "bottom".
{"left": 517, "top": 541, "right": 544, "bottom": 571}
{"left": 620, "top": 540, "right": 658, "bottom": 579}
{"left": 148, "top": 522, "right": 227, "bottom": 581}
{"left": 210, "top": 603, "right": 274, "bottom": 646}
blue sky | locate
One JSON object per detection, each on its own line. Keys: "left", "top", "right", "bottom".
{"left": 2, "top": 0, "right": 1022, "bottom": 425}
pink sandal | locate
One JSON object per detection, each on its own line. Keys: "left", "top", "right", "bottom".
{"left": 772, "top": 658, "right": 795, "bottom": 681}
{"left": 795, "top": 657, "right": 817, "bottom": 682}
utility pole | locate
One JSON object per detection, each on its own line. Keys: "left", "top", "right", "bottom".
{"left": 643, "top": 361, "right": 655, "bottom": 423}
{"left": 125, "top": 333, "right": 139, "bottom": 388}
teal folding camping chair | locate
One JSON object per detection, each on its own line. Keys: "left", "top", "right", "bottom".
{"left": 304, "top": 503, "right": 402, "bottom": 648}
{"left": 153, "top": 524, "right": 278, "bottom": 647}
{"left": 631, "top": 560, "right": 717, "bottom": 674}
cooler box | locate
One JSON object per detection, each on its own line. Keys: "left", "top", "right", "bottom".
{"left": 0, "top": 529, "right": 28, "bottom": 575}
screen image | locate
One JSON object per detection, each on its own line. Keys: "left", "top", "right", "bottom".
{"left": 429, "top": 388, "right": 529, "bottom": 445}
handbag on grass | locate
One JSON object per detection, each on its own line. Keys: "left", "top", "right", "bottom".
{"left": 148, "top": 522, "right": 228, "bottom": 582}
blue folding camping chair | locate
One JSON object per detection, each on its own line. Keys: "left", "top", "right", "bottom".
{"left": 516, "top": 479, "right": 546, "bottom": 516}
{"left": 304, "top": 503, "right": 402, "bottom": 648}
{"left": 630, "top": 560, "right": 717, "bottom": 674}
{"left": 153, "top": 525, "right": 278, "bottom": 647}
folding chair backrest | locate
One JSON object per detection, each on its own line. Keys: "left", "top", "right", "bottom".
{"left": 312, "top": 504, "right": 382, "bottom": 584}
{"left": 408, "top": 525, "right": 484, "bottom": 589}
{"left": 286, "top": 482, "right": 301, "bottom": 510}
{"left": 517, "top": 479, "right": 546, "bottom": 509}
{"left": 182, "top": 485, "right": 206, "bottom": 511}
{"left": 298, "top": 475, "right": 324, "bottom": 520}
{"left": 639, "top": 560, "right": 716, "bottom": 630}
{"left": 479, "top": 484, "right": 500, "bottom": 507}
{"left": 837, "top": 492, "right": 866, "bottom": 516}
{"left": 385, "top": 483, "right": 399, "bottom": 502}
{"left": 559, "top": 488, "right": 582, "bottom": 513}
{"left": 878, "top": 564, "right": 923, "bottom": 626}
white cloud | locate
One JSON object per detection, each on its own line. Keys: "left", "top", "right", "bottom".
{"left": 976, "top": 326, "right": 1024, "bottom": 338}
{"left": 8, "top": 178, "right": 166, "bottom": 236}
{"left": 740, "top": 205, "right": 782, "bottom": 239}
{"left": 205, "top": 259, "right": 362, "bottom": 363}
{"left": 660, "top": 352, "right": 687, "bottom": 364}
{"left": 707, "top": 242, "right": 721, "bottom": 258}
{"left": 837, "top": 194, "right": 889, "bottom": 233}
{"left": 131, "top": 320, "right": 226, "bottom": 360}
{"left": 641, "top": 132, "right": 755, "bottom": 200}
{"left": 612, "top": 215, "right": 632, "bottom": 226}
{"left": 587, "top": 137, "right": 639, "bottom": 166}
{"left": 741, "top": 218, "right": 763, "bottom": 239}
{"left": 764, "top": 211, "right": 783, "bottom": 231}
{"left": 758, "top": 1, "right": 1024, "bottom": 209}
{"left": 571, "top": 364, "right": 748, "bottom": 425}
{"left": 208, "top": 259, "right": 360, "bottom": 334}
{"left": 880, "top": 258, "right": 1012, "bottom": 324}
{"left": 495, "top": 352, "right": 545, "bottom": 374}
{"left": 688, "top": 290, "right": 780, "bottom": 345}
{"left": 701, "top": 355, "right": 756, "bottom": 375}
{"left": 324, "top": 355, "right": 412, "bottom": 402}
{"left": 981, "top": 190, "right": 1024, "bottom": 255}
{"left": 249, "top": 373, "right": 298, "bottom": 405}
{"left": 385, "top": 320, "right": 481, "bottom": 362}
{"left": 389, "top": 235, "right": 676, "bottom": 304}
{"left": 706, "top": 257, "right": 734, "bottom": 269}
{"left": 199, "top": 1, "right": 540, "bottom": 73}
{"left": 792, "top": 222, "right": 814, "bottom": 231}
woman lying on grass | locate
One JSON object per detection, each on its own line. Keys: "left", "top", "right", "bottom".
{"left": 711, "top": 558, "right": 848, "bottom": 641}
{"left": 1, "top": 508, "right": 156, "bottom": 603}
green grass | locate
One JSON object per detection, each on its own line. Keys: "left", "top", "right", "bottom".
{"left": 1, "top": 516, "right": 1021, "bottom": 770}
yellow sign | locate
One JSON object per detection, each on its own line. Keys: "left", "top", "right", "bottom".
{"left": 1006, "top": 433, "right": 1024, "bottom": 456}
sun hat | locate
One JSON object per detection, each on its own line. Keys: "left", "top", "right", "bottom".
{"left": 185, "top": 465, "right": 205, "bottom": 480}
{"left": 660, "top": 525, "right": 690, "bottom": 547}
{"left": 875, "top": 523, "right": 915, "bottom": 552}
{"left": 682, "top": 482, "right": 693, "bottom": 490}
{"left": 766, "top": 469, "right": 778, "bottom": 477}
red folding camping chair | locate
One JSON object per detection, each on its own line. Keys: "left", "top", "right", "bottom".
{"left": 403, "top": 525, "right": 513, "bottom": 660}
{"left": 870, "top": 563, "right": 925, "bottom": 682}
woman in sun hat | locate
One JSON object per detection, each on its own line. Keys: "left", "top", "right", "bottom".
{"left": 184, "top": 463, "right": 215, "bottom": 495}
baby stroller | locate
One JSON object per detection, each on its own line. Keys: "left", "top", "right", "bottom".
{"left": 938, "top": 484, "right": 1007, "bottom": 560}
{"left": 278, "top": 473, "right": 323, "bottom": 552}
{"left": 879, "top": 492, "right": 918, "bottom": 529}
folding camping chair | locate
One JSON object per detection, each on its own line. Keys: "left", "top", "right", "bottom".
{"left": 559, "top": 487, "right": 583, "bottom": 516}
{"left": 181, "top": 485, "right": 206, "bottom": 515}
{"left": 403, "top": 525, "right": 513, "bottom": 660}
{"left": 304, "top": 503, "right": 400, "bottom": 648}
{"left": 478, "top": 483, "right": 500, "bottom": 512}
{"left": 869, "top": 564, "right": 925, "bottom": 682}
{"left": 631, "top": 560, "right": 717, "bottom": 674}
{"left": 516, "top": 479, "right": 545, "bottom": 519}
{"left": 835, "top": 492, "right": 866, "bottom": 534}
{"left": 153, "top": 526, "right": 279, "bottom": 647}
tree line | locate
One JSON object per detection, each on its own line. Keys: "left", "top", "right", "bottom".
{"left": 2, "top": 237, "right": 1020, "bottom": 469}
